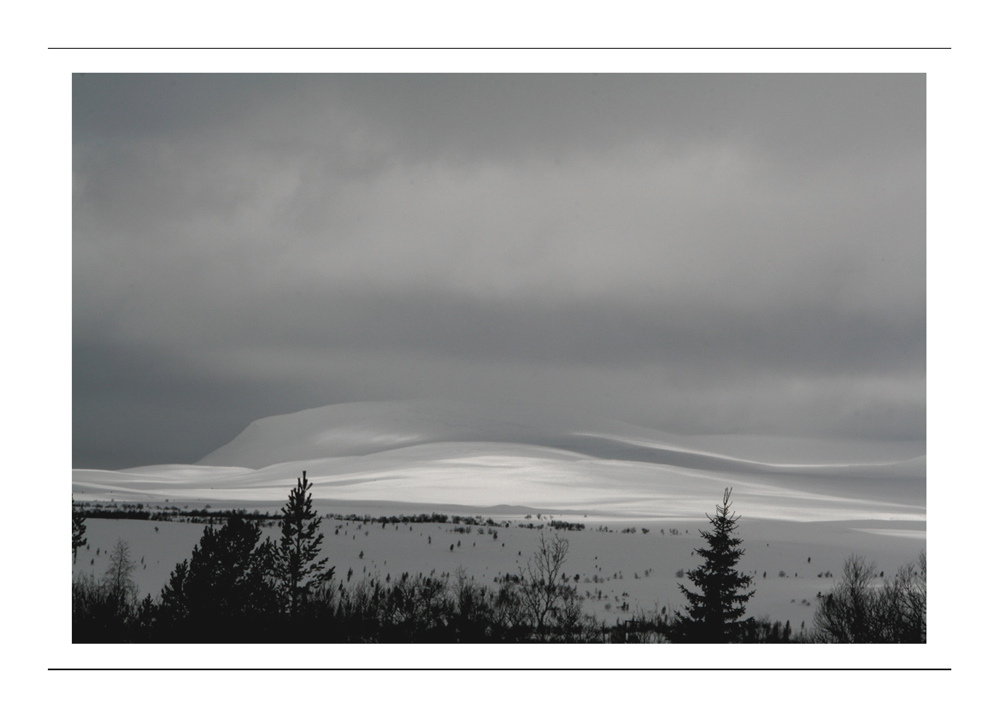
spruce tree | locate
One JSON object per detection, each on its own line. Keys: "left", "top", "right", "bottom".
{"left": 276, "top": 471, "right": 334, "bottom": 614}
{"left": 676, "top": 487, "right": 755, "bottom": 642}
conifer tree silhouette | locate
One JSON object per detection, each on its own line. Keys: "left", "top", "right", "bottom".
{"left": 159, "top": 515, "right": 280, "bottom": 639}
{"left": 72, "top": 506, "right": 87, "bottom": 562}
{"left": 276, "top": 471, "right": 334, "bottom": 614}
{"left": 676, "top": 488, "right": 755, "bottom": 642}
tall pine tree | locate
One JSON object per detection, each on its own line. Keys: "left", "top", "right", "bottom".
{"left": 276, "top": 471, "right": 334, "bottom": 614}
{"left": 675, "top": 487, "right": 755, "bottom": 642}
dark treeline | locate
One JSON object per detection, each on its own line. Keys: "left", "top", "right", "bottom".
{"left": 71, "top": 479, "right": 925, "bottom": 643}
{"left": 74, "top": 502, "right": 279, "bottom": 524}
{"left": 73, "top": 502, "right": 586, "bottom": 532}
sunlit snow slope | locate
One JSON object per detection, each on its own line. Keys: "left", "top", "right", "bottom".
{"left": 72, "top": 401, "right": 925, "bottom": 522}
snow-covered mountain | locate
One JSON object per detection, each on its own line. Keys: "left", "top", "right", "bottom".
{"left": 72, "top": 400, "right": 925, "bottom": 522}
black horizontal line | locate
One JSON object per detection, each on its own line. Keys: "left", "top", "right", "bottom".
{"left": 48, "top": 46, "right": 952, "bottom": 51}
{"left": 50, "top": 667, "right": 952, "bottom": 671}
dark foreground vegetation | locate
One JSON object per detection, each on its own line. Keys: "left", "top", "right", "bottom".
{"left": 72, "top": 476, "right": 925, "bottom": 643}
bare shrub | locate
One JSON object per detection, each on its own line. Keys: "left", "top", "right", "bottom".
{"left": 812, "top": 553, "right": 926, "bottom": 643}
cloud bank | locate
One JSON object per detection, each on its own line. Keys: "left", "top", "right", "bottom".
{"left": 73, "top": 74, "right": 925, "bottom": 468}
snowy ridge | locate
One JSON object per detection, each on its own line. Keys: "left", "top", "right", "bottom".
{"left": 73, "top": 401, "right": 925, "bottom": 522}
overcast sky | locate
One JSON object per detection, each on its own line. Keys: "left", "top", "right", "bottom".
{"left": 73, "top": 74, "right": 925, "bottom": 469}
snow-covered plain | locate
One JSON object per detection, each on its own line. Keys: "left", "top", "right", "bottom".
{"left": 72, "top": 400, "right": 926, "bottom": 628}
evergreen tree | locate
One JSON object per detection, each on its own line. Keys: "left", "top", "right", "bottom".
{"left": 159, "top": 515, "right": 281, "bottom": 639}
{"left": 72, "top": 506, "right": 87, "bottom": 563}
{"left": 675, "top": 487, "right": 755, "bottom": 642}
{"left": 276, "top": 471, "right": 334, "bottom": 614}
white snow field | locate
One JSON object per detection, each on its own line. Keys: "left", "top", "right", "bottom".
{"left": 72, "top": 400, "right": 925, "bottom": 628}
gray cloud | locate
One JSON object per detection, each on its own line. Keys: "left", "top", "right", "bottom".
{"left": 73, "top": 74, "right": 925, "bottom": 468}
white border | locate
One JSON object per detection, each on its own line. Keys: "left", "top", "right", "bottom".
{"left": 10, "top": 2, "right": 993, "bottom": 714}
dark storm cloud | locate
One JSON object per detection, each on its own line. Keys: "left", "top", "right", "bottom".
{"left": 72, "top": 338, "right": 347, "bottom": 468}
{"left": 110, "top": 286, "right": 919, "bottom": 377}
{"left": 73, "top": 74, "right": 925, "bottom": 468}
{"left": 75, "top": 74, "right": 922, "bottom": 166}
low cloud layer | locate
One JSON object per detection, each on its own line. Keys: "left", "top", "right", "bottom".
{"left": 73, "top": 74, "right": 925, "bottom": 468}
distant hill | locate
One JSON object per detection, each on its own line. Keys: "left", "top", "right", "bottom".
{"left": 69, "top": 400, "right": 927, "bottom": 521}
{"left": 197, "top": 399, "right": 924, "bottom": 472}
